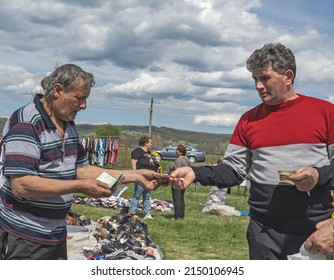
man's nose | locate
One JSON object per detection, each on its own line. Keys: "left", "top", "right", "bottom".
{"left": 255, "top": 80, "right": 264, "bottom": 90}
{"left": 79, "top": 100, "right": 87, "bottom": 110}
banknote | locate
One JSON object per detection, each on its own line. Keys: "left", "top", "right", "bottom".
{"left": 277, "top": 170, "right": 295, "bottom": 184}
{"left": 154, "top": 173, "right": 185, "bottom": 185}
{"left": 97, "top": 171, "right": 125, "bottom": 189}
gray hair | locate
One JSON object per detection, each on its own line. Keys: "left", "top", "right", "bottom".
{"left": 41, "top": 64, "right": 95, "bottom": 99}
{"left": 246, "top": 43, "right": 296, "bottom": 83}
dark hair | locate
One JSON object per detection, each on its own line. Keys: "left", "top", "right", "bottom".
{"left": 41, "top": 64, "right": 95, "bottom": 100}
{"left": 246, "top": 43, "right": 296, "bottom": 83}
{"left": 176, "top": 144, "right": 187, "bottom": 156}
{"left": 139, "top": 136, "right": 151, "bottom": 147}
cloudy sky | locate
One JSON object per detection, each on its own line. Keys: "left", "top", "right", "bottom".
{"left": 0, "top": 0, "right": 333, "bottom": 134}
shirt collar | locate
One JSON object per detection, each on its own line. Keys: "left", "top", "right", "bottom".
{"left": 34, "top": 94, "right": 55, "bottom": 129}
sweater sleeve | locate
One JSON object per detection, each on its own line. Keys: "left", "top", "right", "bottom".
{"left": 192, "top": 164, "right": 244, "bottom": 188}
{"left": 314, "top": 165, "right": 334, "bottom": 190}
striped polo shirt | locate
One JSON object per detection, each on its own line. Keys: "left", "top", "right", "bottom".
{"left": 0, "top": 94, "right": 89, "bottom": 245}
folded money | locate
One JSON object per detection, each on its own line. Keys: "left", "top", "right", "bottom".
{"left": 97, "top": 171, "right": 125, "bottom": 189}
{"left": 277, "top": 170, "right": 295, "bottom": 185}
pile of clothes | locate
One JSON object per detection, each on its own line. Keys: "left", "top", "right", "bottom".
{"left": 150, "top": 199, "right": 174, "bottom": 212}
{"left": 67, "top": 207, "right": 163, "bottom": 260}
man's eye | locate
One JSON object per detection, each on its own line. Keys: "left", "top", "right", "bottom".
{"left": 76, "top": 96, "right": 85, "bottom": 101}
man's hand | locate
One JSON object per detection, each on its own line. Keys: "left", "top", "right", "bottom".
{"left": 288, "top": 167, "right": 319, "bottom": 192}
{"left": 135, "top": 169, "right": 161, "bottom": 190}
{"left": 80, "top": 179, "right": 115, "bottom": 198}
{"left": 304, "top": 218, "right": 334, "bottom": 255}
{"left": 168, "top": 167, "right": 195, "bottom": 190}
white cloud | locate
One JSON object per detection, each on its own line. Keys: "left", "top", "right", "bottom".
{"left": 0, "top": 65, "right": 38, "bottom": 96}
{"left": 194, "top": 113, "right": 241, "bottom": 127}
{"left": 0, "top": 0, "right": 333, "bottom": 133}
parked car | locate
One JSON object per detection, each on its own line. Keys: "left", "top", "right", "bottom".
{"left": 153, "top": 144, "right": 206, "bottom": 164}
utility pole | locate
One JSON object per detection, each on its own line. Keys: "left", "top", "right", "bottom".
{"left": 148, "top": 97, "right": 153, "bottom": 137}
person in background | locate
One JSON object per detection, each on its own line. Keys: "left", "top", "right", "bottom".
{"left": 0, "top": 64, "right": 158, "bottom": 260}
{"left": 168, "top": 43, "right": 334, "bottom": 259}
{"left": 169, "top": 144, "right": 190, "bottom": 220}
{"left": 130, "top": 136, "right": 159, "bottom": 220}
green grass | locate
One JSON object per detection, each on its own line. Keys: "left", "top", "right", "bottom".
{"left": 71, "top": 183, "right": 250, "bottom": 260}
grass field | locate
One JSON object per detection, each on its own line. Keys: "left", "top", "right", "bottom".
{"left": 71, "top": 182, "right": 250, "bottom": 260}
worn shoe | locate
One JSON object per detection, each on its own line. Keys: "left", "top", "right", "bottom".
{"left": 144, "top": 214, "right": 153, "bottom": 220}
{"left": 130, "top": 214, "right": 138, "bottom": 222}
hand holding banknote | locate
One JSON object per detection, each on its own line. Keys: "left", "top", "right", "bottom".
{"left": 96, "top": 172, "right": 125, "bottom": 190}
{"left": 280, "top": 167, "right": 319, "bottom": 193}
{"left": 168, "top": 166, "right": 195, "bottom": 190}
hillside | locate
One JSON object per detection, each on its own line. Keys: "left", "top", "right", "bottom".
{"left": 0, "top": 118, "right": 231, "bottom": 154}
{"left": 76, "top": 124, "right": 231, "bottom": 154}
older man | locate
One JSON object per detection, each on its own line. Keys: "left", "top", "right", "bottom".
{"left": 0, "top": 64, "right": 158, "bottom": 260}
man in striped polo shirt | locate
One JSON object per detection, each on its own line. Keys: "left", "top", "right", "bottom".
{"left": 168, "top": 43, "right": 334, "bottom": 259}
{"left": 0, "top": 64, "right": 158, "bottom": 260}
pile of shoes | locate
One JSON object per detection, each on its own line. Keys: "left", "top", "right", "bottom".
{"left": 66, "top": 211, "right": 91, "bottom": 226}
{"left": 73, "top": 196, "right": 129, "bottom": 210}
{"left": 81, "top": 207, "right": 163, "bottom": 260}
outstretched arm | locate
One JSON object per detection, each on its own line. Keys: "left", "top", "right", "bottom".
{"left": 168, "top": 164, "right": 244, "bottom": 190}
{"left": 77, "top": 165, "right": 160, "bottom": 191}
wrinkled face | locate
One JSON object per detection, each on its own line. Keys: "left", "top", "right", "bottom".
{"left": 251, "top": 66, "right": 292, "bottom": 105}
{"left": 53, "top": 79, "right": 90, "bottom": 122}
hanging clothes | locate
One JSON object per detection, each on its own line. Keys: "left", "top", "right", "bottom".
{"left": 81, "top": 136, "right": 120, "bottom": 166}
{"left": 110, "top": 138, "right": 119, "bottom": 164}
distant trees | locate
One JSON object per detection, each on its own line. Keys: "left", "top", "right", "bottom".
{"left": 96, "top": 124, "right": 121, "bottom": 137}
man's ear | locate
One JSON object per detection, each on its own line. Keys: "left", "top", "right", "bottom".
{"left": 53, "top": 83, "right": 64, "bottom": 99}
{"left": 284, "top": 69, "right": 294, "bottom": 85}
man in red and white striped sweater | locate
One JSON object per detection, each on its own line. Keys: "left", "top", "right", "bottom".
{"left": 169, "top": 43, "right": 334, "bottom": 259}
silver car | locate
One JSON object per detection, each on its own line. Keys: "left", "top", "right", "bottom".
{"left": 153, "top": 144, "right": 206, "bottom": 163}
